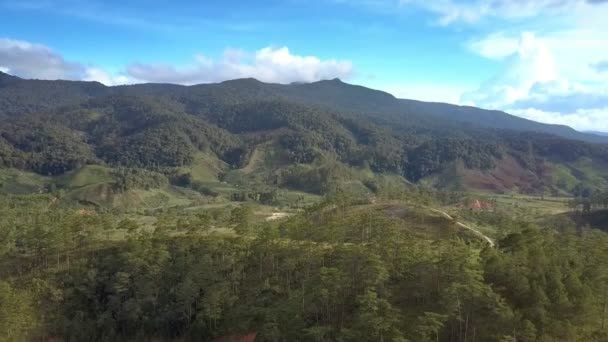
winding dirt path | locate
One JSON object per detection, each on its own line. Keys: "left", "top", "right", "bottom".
{"left": 428, "top": 208, "right": 495, "bottom": 247}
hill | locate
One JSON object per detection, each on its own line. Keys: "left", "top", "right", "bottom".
{"left": 399, "top": 100, "right": 607, "bottom": 143}
{"left": 3, "top": 189, "right": 608, "bottom": 341}
{"left": 2, "top": 71, "right": 607, "bottom": 143}
{"left": 1, "top": 71, "right": 608, "bottom": 200}
{"left": 585, "top": 130, "right": 608, "bottom": 137}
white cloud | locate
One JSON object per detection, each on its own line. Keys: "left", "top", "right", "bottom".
{"left": 510, "top": 107, "right": 608, "bottom": 132}
{"left": 0, "top": 66, "right": 9, "bottom": 73}
{"left": 126, "top": 46, "right": 353, "bottom": 84}
{"left": 0, "top": 38, "right": 131, "bottom": 85}
{"left": 463, "top": 25, "right": 608, "bottom": 130}
{"left": 396, "top": 0, "right": 606, "bottom": 26}
{"left": 337, "top": 0, "right": 608, "bottom": 132}
{"left": 0, "top": 38, "right": 352, "bottom": 86}
{"left": 463, "top": 32, "right": 558, "bottom": 107}
{"left": 0, "top": 38, "right": 84, "bottom": 80}
{"left": 340, "top": 0, "right": 607, "bottom": 27}
{"left": 83, "top": 67, "right": 131, "bottom": 85}
{"left": 339, "top": 0, "right": 608, "bottom": 132}
{"left": 468, "top": 32, "right": 519, "bottom": 59}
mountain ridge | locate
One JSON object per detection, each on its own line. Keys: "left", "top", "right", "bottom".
{"left": 585, "top": 130, "right": 608, "bottom": 137}
{"left": 1, "top": 70, "right": 604, "bottom": 144}
{"left": 1, "top": 70, "right": 608, "bottom": 198}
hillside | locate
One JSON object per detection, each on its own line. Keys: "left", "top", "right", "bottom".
{"left": 2, "top": 72, "right": 608, "bottom": 341}
{"left": 585, "top": 131, "right": 608, "bottom": 137}
{"left": 2, "top": 71, "right": 606, "bottom": 143}
{"left": 1, "top": 71, "right": 608, "bottom": 200}
{"left": 3, "top": 187, "right": 608, "bottom": 341}
{"left": 400, "top": 100, "right": 607, "bottom": 143}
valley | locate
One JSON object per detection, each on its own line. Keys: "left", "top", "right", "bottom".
{"left": 1, "top": 73, "right": 608, "bottom": 341}
{"left": 3, "top": 0, "right": 608, "bottom": 339}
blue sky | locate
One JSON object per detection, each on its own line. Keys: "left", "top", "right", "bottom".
{"left": 1, "top": 0, "right": 608, "bottom": 131}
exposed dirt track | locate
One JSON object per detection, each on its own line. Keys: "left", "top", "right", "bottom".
{"left": 428, "top": 208, "right": 495, "bottom": 247}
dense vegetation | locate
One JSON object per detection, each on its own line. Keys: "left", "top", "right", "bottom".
{"left": 1, "top": 191, "right": 608, "bottom": 341}
{"left": 2, "top": 72, "right": 608, "bottom": 341}
{"left": 1, "top": 72, "right": 608, "bottom": 196}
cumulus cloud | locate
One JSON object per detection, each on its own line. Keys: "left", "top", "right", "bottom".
{"left": 468, "top": 33, "right": 519, "bottom": 59}
{"left": 0, "top": 38, "right": 129, "bottom": 85}
{"left": 0, "top": 38, "right": 84, "bottom": 80}
{"left": 82, "top": 67, "right": 133, "bottom": 86}
{"left": 0, "top": 38, "right": 352, "bottom": 86}
{"left": 333, "top": 1, "right": 608, "bottom": 130}
{"left": 510, "top": 107, "right": 608, "bottom": 132}
{"left": 126, "top": 47, "right": 353, "bottom": 84}
{"left": 463, "top": 32, "right": 558, "bottom": 107}
{"left": 511, "top": 86, "right": 608, "bottom": 113}
{"left": 397, "top": 0, "right": 608, "bottom": 25}
{"left": 463, "top": 28, "right": 608, "bottom": 131}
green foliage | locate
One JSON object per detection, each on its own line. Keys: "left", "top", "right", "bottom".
{"left": 112, "top": 167, "right": 168, "bottom": 191}
{"left": 0, "top": 281, "right": 38, "bottom": 341}
{"left": 1, "top": 191, "right": 608, "bottom": 340}
{"left": 278, "top": 163, "right": 350, "bottom": 195}
{"left": 0, "top": 168, "right": 49, "bottom": 194}
{"left": 57, "top": 165, "right": 114, "bottom": 188}
{"left": 230, "top": 204, "right": 255, "bottom": 234}
{"left": 2, "top": 72, "right": 608, "bottom": 341}
{"left": 0, "top": 119, "right": 97, "bottom": 175}
{"left": 2, "top": 75, "right": 608, "bottom": 196}
{"left": 102, "top": 126, "right": 196, "bottom": 168}
{"left": 407, "top": 138, "right": 502, "bottom": 181}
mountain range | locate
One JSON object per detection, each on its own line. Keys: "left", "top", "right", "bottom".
{"left": 585, "top": 131, "right": 608, "bottom": 137}
{"left": 2, "top": 72, "right": 605, "bottom": 143}
{"left": 1, "top": 71, "right": 607, "bottom": 199}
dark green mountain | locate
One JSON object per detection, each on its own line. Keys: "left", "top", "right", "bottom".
{"left": 1, "top": 71, "right": 607, "bottom": 196}
{"left": 399, "top": 100, "right": 608, "bottom": 143}
{"left": 1, "top": 71, "right": 605, "bottom": 143}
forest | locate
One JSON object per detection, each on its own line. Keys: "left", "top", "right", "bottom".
{"left": 2, "top": 74, "right": 608, "bottom": 195}
{"left": 2, "top": 73, "right": 608, "bottom": 341}
{"left": 2, "top": 189, "right": 608, "bottom": 342}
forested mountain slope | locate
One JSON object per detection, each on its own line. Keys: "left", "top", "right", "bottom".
{"left": 2, "top": 71, "right": 605, "bottom": 143}
{"left": 3, "top": 190, "right": 608, "bottom": 341}
{"left": 3, "top": 72, "right": 608, "bottom": 341}
{"left": 399, "top": 99, "right": 607, "bottom": 143}
{"left": 1, "top": 71, "right": 608, "bottom": 197}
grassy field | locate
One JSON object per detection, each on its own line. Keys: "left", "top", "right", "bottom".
{"left": 0, "top": 148, "right": 580, "bottom": 226}
{"left": 551, "top": 163, "right": 580, "bottom": 191}
{"left": 186, "top": 151, "right": 229, "bottom": 182}
{"left": 568, "top": 157, "right": 608, "bottom": 188}
{"left": 467, "top": 191, "right": 570, "bottom": 215}
{"left": 548, "top": 157, "right": 608, "bottom": 192}
{"left": 56, "top": 165, "right": 114, "bottom": 189}
{"left": 0, "top": 168, "right": 49, "bottom": 194}
{"left": 348, "top": 200, "right": 494, "bottom": 243}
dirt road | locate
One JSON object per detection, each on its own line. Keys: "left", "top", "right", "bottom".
{"left": 429, "top": 208, "right": 495, "bottom": 247}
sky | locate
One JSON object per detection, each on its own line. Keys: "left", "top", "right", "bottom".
{"left": 1, "top": 0, "right": 608, "bottom": 131}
